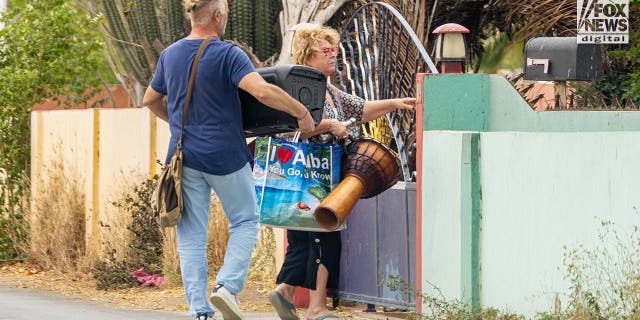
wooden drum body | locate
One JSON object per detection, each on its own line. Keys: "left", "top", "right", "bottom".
{"left": 314, "top": 137, "right": 400, "bottom": 230}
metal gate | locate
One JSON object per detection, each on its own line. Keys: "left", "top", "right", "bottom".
{"left": 336, "top": 2, "right": 437, "bottom": 310}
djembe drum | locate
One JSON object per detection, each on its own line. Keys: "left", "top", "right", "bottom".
{"left": 314, "top": 137, "right": 400, "bottom": 230}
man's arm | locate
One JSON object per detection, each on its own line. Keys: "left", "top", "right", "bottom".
{"left": 238, "top": 72, "right": 314, "bottom": 133}
{"left": 143, "top": 86, "right": 168, "bottom": 122}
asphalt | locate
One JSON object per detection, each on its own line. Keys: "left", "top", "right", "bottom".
{"left": 0, "top": 286, "right": 278, "bottom": 320}
{"left": 0, "top": 285, "right": 409, "bottom": 320}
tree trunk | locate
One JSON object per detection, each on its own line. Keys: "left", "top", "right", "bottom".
{"left": 276, "top": 0, "right": 348, "bottom": 65}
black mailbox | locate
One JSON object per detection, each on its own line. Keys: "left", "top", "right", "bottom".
{"left": 524, "top": 37, "right": 601, "bottom": 81}
{"left": 240, "top": 64, "right": 325, "bottom": 137}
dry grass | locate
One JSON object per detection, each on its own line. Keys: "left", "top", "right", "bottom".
{"left": 207, "top": 193, "right": 230, "bottom": 273}
{"left": 206, "top": 193, "right": 277, "bottom": 281}
{"left": 160, "top": 228, "right": 180, "bottom": 276}
{"left": 28, "top": 147, "right": 276, "bottom": 291}
{"left": 99, "top": 170, "right": 145, "bottom": 269}
{"left": 29, "top": 144, "right": 87, "bottom": 273}
{"left": 161, "top": 192, "right": 234, "bottom": 277}
{"left": 249, "top": 226, "right": 276, "bottom": 281}
{"left": 162, "top": 192, "right": 276, "bottom": 281}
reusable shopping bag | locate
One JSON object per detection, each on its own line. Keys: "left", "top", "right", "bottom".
{"left": 252, "top": 136, "right": 344, "bottom": 231}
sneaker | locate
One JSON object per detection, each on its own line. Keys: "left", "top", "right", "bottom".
{"left": 195, "top": 314, "right": 209, "bottom": 320}
{"left": 210, "top": 284, "right": 244, "bottom": 320}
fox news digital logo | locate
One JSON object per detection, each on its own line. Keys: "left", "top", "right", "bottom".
{"left": 577, "top": 0, "right": 629, "bottom": 44}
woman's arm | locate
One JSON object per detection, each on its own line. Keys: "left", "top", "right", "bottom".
{"left": 361, "top": 97, "right": 416, "bottom": 123}
{"left": 299, "top": 118, "right": 347, "bottom": 140}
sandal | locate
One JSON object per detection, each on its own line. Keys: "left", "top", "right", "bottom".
{"left": 268, "top": 290, "right": 300, "bottom": 320}
{"left": 308, "top": 313, "right": 340, "bottom": 320}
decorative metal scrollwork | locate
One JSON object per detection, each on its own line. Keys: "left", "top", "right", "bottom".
{"left": 336, "top": 2, "right": 438, "bottom": 182}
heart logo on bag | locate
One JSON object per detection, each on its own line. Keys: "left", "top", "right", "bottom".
{"left": 277, "top": 148, "right": 294, "bottom": 164}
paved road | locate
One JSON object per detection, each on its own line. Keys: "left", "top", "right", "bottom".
{"left": 0, "top": 286, "right": 279, "bottom": 320}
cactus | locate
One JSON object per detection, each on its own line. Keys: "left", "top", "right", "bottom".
{"left": 134, "top": 0, "right": 163, "bottom": 57}
{"left": 102, "top": 0, "right": 150, "bottom": 86}
{"left": 230, "top": 0, "right": 253, "bottom": 47}
{"left": 253, "top": 0, "right": 271, "bottom": 60}
{"left": 100, "top": 0, "right": 283, "bottom": 103}
{"left": 101, "top": 0, "right": 189, "bottom": 101}
{"left": 228, "top": 0, "right": 282, "bottom": 61}
{"left": 164, "top": 0, "right": 188, "bottom": 43}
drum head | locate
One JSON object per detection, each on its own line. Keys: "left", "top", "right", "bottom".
{"left": 342, "top": 137, "right": 400, "bottom": 198}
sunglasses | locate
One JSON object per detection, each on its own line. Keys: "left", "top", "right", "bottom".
{"left": 320, "top": 46, "right": 339, "bottom": 56}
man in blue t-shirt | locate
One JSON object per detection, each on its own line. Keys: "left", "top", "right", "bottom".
{"left": 143, "top": 1, "right": 314, "bottom": 319}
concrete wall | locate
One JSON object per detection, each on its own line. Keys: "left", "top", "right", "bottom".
{"left": 31, "top": 108, "right": 167, "bottom": 258}
{"left": 421, "top": 130, "right": 640, "bottom": 316}
{"left": 421, "top": 131, "right": 468, "bottom": 302}
{"left": 422, "top": 74, "right": 640, "bottom": 133}
{"left": 480, "top": 131, "right": 640, "bottom": 314}
{"left": 31, "top": 110, "right": 96, "bottom": 253}
{"left": 417, "top": 74, "right": 640, "bottom": 316}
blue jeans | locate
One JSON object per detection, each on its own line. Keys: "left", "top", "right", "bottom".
{"left": 176, "top": 163, "right": 259, "bottom": 318}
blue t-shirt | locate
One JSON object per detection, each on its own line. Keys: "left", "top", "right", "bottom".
{"left": 150, "top": 38, "right": 256, "bottom": 175}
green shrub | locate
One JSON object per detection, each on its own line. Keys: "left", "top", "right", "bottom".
{"left": 93, "top": 248, "right": 138, "bottom": 290}
{"left": 93, "top": 175, "right": 163, "bottom": 290}
{"left": 0, "top": 0, "right": 107, "bottom": 262}
{"left": 116, "top": 177, "right": 163, "bottom": 275}
{"left": 560, "top": 219, "right": 640, "bottom": 319}
{"left": 383, "top": 275, "right": 525, "bottom": 319}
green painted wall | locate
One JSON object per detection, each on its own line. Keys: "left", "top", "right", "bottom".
{"left": 419, "top": 74, "right": 640, "bottom": 316}
{"left": 423, "top": 74, "right": 640, "bottom": 132}
{"left": 423, "top": 75, "right": 490, "bottom": 131}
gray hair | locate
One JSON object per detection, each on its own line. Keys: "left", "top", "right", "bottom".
{"left": 184, "top": 0, "right": 226, "bottom": 26}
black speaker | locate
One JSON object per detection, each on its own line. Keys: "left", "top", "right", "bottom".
{"left": 240, "top": 64, "right": 325, "bottom": 137}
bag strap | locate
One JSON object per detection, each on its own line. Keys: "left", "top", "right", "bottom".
{"left": 292, "top": 131, "right": 301, "bottom": 143}
{"left": 177, "top": 36, "right": 215, "bottom": 148}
